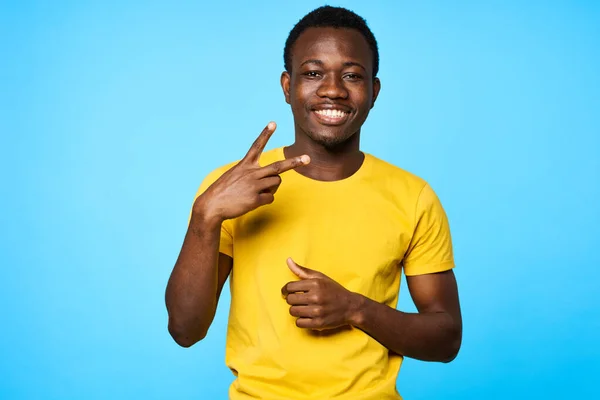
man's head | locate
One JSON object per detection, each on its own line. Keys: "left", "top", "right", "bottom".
{"left": 284, "top": 6, "right": 379, "bottom": 79}
{"left": 281, "top": 6, "right": 381, "bottom": 149}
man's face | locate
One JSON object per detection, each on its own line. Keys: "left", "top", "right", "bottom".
{"left": 281, "top": 27, "right": 381, "bottom": 148}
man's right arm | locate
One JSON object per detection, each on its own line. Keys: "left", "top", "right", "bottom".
{"left": 165, "top": 201, "right": 232, "bottom": 348}
{"left": 164, "top": 121, "right": 310, "bottom": 348}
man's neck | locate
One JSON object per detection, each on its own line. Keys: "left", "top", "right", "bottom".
{"left": 283, "top": 132, "right": 364, "bottom": 182}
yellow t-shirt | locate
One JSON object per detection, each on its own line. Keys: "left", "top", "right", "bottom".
{"left": 194, "top": 147, "right": 454, "bottom": 400}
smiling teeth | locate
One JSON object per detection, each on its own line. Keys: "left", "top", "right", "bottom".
{"left": 315, "top": 109, "right": 348, "bottom": 118}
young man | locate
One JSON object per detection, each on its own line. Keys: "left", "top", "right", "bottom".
{"left": 166, "top": 6, "right": 462, "bottom": 400}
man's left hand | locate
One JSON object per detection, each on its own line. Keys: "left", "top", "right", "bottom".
{"left": 281, "top": 258, "right": 363, "bottom": 330}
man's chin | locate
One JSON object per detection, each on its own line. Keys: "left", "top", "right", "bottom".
{"left": 307, "top": 129, "right": 356, "bottom": 149}
{"left": 310, "top": 136, "right": 349, "bottom": 149}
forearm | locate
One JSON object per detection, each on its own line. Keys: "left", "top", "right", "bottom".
{"left": 351, "top": 295, "right": 462, "bottom": 362}
{"left": 165, "top": 210, "right": 222, "bottom": 347}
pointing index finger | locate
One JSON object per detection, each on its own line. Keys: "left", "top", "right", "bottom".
{"left": 258, "top": 154, "right": 310, "bottom": 177}
{"left": 244, "top": 122, "right": 277, "bottom": 163}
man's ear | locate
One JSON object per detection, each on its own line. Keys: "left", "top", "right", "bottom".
{"left": 371, "top": 77, "right": 381, "bottom": 109}
{"left": 281, "top": 71, "right": 291, "bottom": 104}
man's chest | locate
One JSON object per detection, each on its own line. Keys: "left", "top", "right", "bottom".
{"left": 231, "top": 188, "right": 414, "bottom": 301}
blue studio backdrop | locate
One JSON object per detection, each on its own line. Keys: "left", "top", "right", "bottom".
{"left": 1, "top": 1, "right": 599, "bottom": 399}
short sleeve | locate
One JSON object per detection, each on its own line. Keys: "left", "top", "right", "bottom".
{"left": 190, "top": 166, "right": 235, "bottom": 258}
{"left": 402, "top": 184, "right": 454, "bottom": 276}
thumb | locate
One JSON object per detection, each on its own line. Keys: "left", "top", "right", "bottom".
{"left": 286, "top": 258, "right": 320, "bottom": 279}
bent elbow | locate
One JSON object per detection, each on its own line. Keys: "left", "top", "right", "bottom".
{"left": 441, "top": 332, "right": 462, "bottom": 363}
{"left": 441, "top": 348, "right": 459, "bottom": 363}
{"left": 171, "top": 332, "right": 202, "bottom": 348}
{"left": 168, "top": 319, "right": 206, "bottom": 348}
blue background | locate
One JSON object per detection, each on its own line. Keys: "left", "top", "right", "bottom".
{"left": 2, "top": 0, "right": 599, "bottom": 399}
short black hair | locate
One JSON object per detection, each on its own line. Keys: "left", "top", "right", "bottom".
{"left": 284, "top": 6, "right": 379, "bottom": 78}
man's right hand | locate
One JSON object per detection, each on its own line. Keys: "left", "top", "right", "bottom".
{"left": 193, "top": 122, "right": 310, "bottom": 223}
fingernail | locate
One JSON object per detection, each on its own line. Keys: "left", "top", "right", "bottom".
{"left": 268, "top": 121, "right": 276, "bottom": 130}
{"left": 300, "top": 155, "right": 310, "bottom": 164}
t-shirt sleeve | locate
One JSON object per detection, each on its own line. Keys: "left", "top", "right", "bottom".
{"left": 402, "top": 183, "right": 455, "bottom": 276}
{"left": 190, "top": 166, "right": 234, "bottom": 258}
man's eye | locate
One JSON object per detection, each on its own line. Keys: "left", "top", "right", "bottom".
{"left": 303, "top": 71, "right": 320, "bottom": 78}
{"left": 344, "top": 74, "right": 362, "bottom": 80}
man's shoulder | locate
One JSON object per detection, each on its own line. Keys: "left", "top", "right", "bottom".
{"left": 365, "top": 152, "right": 428, "bottom": 190}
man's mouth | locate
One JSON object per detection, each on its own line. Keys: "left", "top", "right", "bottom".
{"left": 312, "top": 109, "right": 351, "bottom": 125}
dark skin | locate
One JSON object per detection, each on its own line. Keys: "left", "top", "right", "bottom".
{"left": 281, "top": 28, "right": 378, "bottom": 181}
{"left": 166, "top": 27, "right": 462, "bottom": 362}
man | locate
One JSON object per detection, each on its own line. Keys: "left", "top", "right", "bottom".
{"left": 166, "top": 5, "right": 462, "bottom": 400}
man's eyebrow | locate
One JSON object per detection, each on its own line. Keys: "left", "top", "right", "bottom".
{"left": 343, "top": 61, "right": 366, "bottom": 71}
{"left": 300, "top": 59, "right": 324, "bottom": 67}
{"left": 299, "top": 59, "right": 367, "bottom": 71}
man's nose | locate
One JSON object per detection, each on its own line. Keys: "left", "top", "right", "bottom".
{"left": 316, "top": 75, "right": 349, "bottom": 99}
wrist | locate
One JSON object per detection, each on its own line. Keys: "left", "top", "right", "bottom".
{"left": 347, "top": 292, "right": 368, "bottom": 328}
{"left": 191, "top": 196, "right": 224, "bottom": 229}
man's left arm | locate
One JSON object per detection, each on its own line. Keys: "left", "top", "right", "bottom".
{"left": 282, "top": 260, "right": 462, "bottom": 363}
{"left": 351, "top": 270, "right": 462, "bottom": 362}
{"left": 355, "top": 181, "right": 462, "bottom": 362}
